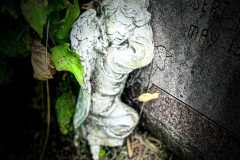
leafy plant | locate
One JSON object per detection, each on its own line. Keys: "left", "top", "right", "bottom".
{"left": 0, "top": 0, "right": 84, "bottom": 142}
{"left": 51, "top": 43, "right": 84, "bottom": 88}
{"left": 21, "top": 0, "right": 49, "bottom": 38}
{"left": 54, "top": 0, "right": 80, "bottom": 43}
{"left": 55, "top": 92, "right": 76, "bottom": 135}
{"left": 99, "top": 148, "right": 106, "bottom": 159}
{"left": 20, "top": 0, "right": 82, "bottom": 135}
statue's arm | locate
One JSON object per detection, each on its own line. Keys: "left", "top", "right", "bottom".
{"left": 105, "top": 25, "right": 154, "bottom": 74}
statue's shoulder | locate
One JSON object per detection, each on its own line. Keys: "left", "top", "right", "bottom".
{"left": 131, "top": 24, "right": 152, "bottom": 38}
{"left": 75, "top": 9, "right": 98, "bottom": 27}
{"left": 71, "top": 9, "right": 100, "bottom": 42}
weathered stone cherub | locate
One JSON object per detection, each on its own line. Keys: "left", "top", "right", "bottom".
{"left": 70, "top": 0, "right": 154, "bottom": 159}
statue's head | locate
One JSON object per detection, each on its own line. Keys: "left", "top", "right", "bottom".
{"left": 101, "top": 0, "right": 151, "bottom": 27}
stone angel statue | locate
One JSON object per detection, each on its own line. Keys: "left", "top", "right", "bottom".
{"left": 70, "top": 0, "right": 154, "bottom": 159}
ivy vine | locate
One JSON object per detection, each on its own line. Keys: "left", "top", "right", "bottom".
{"left": 0, "top": 0, "right": 85, "bottom": 138}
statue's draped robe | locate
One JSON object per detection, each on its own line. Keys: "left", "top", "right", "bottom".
{"left": 71, "top": 7, "right": 153, "bottom": 145}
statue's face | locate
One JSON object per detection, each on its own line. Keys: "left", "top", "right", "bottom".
{"left": 104, "top": 4, "right": 136, "bottom": 45}
{"left": 105, "top": 13, "right": 133, "bottom": 45}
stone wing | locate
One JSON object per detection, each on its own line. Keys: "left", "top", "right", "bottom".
{"left": 70, "top": 9, "right": 99, "bottom": 129}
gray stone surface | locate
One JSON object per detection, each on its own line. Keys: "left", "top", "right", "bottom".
{"left": 124, "top": 0, "right": 240, "bottom": 159}
{"left": 149, "top": 0, "right": 240, "bottom": 136}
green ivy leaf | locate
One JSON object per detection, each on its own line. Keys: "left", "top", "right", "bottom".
{"left": 99, "top": 148, "right": 106, "bottom": 159}
{"left": 51, "top": 43, "right": 84, "bottom": 88}
{"left": 21, "top": 0, "right": 49, "bottom": 38}
{"left": 54, "top": 0, "right": 80, "bottom": 42}
{"left": 55, "top": 92, "right": 76, "bottom": 135}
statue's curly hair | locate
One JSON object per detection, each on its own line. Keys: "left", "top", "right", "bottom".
{"left": 100, "top": 0, "right": 151, "bottom": 26}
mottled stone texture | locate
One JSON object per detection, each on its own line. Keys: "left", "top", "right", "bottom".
{"left": 124, "top": 0, "right": 240, "bottom": 159}
{"left": 143, "top": 85, "right": 240, "bottom": 160}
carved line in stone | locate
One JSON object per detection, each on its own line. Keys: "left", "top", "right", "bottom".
{"left": 152, "top": 45, "right": 172, "bottom": 76}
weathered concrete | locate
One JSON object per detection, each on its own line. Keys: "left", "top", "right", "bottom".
{"left": 123, "top": 0, "right": 240, "bottom": 159}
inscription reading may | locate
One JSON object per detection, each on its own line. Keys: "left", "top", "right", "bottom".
{"left": 187, "top": 0, "right": 240, "bottom": 59}
{"left": 188, "top": 25, "right": 219, "bottom": 47}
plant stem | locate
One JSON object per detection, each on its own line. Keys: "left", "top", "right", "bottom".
{"left": 40, "top": 18, "right": 51, "bottom": 160}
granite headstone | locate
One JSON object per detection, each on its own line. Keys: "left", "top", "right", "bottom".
{"left": 124, "top": 0, "right": 240, "bottom": 159}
